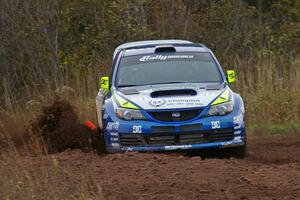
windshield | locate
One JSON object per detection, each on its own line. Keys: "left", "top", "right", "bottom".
{"left": 116, "top": 52, "right": 223, "bottom": 87}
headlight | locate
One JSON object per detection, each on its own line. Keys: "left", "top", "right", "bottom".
{"left": 207, "top": 101, "right": 234, "bottom": 116}
{"left": 115, "top": 108, "right": 146, "bottom": 120}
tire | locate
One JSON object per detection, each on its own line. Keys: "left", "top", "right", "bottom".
{"left": 91, "top": 128, "right": 106, "bottom": 154}
{"left": 227, "top": 144, "right": 247, "bottom": 158}
{"left": 93, "top": 113, "right": 106, "bottom": 154}
{"left": 227, "top": 132, "right": 247, "bottom": 159}
{"left": 98, "top": 129, "right": 107, "bottom": 154}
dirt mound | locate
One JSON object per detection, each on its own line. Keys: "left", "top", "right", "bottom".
{"left": 26, "top": 100, "right": 102, "bottom": 154}
{"left": 246, "top": 134, "right": 300, "bottom": 165}
{"left": 0, "top": 133, "right": 9, "bottom": 154}
{"left": 4, "top": 134, "right": 299, "bottom": 200}
{"left": 51, "top": 135, "right": 300, "bottom": 199}
{"left": 0, "top": 122, "right": 9, "bottom": 155}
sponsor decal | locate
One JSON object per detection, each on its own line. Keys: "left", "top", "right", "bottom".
{"left": 211, "top": 121, "right": 220, "bottom": 129}
{"left": 165, "top": 145, "right": 192, "bottom": 150}
{"left": 233, "top": 115, "right": 243, "bottom": 129}
{"left": 106, "top": 122, "right": 119, "bottom": 132}
{"left": 234, "top": 130, "right": 241, "bottom": 135}
{"left": 122, "top": 147, "right": 134, "bottom": 151}
{"left": 149, "top": 98, "right": 203, "bottom": 107}
{"left": 171, "top": 112, "right": 180, "bottom": 118}
{"left": 234, "top": 136, "right": 242, "bottom": 141}
{"left": 139, "top": 55, "right": 194, "bottom": 62}
{"left": 167, "top": 99, "right": 202, "bottom": 104}
{"left": 111, "top": 143, "right": 120, "bottom": 148}
{"left": 233, "top": 115, "right": 243, "bottom": 124}
{"left": 149, "top": 99, "right": 166, "bottom": 107}
{"left": 222, "top": 138, "right": 243, "bottom": 147}
{"left": 110, "top": 132, "right": 119, "bottom": 136}
{"left": 111, "top": 137, "right": 119, "bottom": 142}
{"left": 133, "top": 125, "right": 142, "bottom": 133}
{"left": 222, "top": 141, "right": 233, "bottom": 146}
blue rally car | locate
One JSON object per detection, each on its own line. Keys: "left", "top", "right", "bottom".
{"left": 96, "top": 40, "right": 246, "bottom": 157}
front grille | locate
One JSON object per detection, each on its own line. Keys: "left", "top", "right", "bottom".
{"left": 208, "top": 129, "right": 234, "bottom": 142}
{"left": 179, "top": 129, "right": 234, "bottom": 144}
{"left": 179, "top": 124, "right": 201, "bottom": 131}
{"left": 119, "top": 128, "right": 234, "bottom": 147}
{"left": 148, "top": 135, "right": 175, "bottom": 146}
{"left": 152, "top": 126, "right": 176, "bottom": 133}
{"left": 152, "top": 124, "right": 201, "bottom": 133}
{"left": 179, "top": 133, "right": 206, "bottom": 144}
{"left": 148, "top": 109, "right": 202, "bottom": 122}
{"left": 120, "top": 134, "right": 144, "bottom": 146}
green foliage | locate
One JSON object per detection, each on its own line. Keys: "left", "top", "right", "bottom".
{"left": 1, "top": 0, "right": 300, "bottom": 126}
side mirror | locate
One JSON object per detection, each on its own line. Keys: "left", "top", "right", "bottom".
{"left": 226, "top": 70, "right": 236, "bottom": 84}
{"left": 100, "top": 76, "right": 109, "bottom": 90}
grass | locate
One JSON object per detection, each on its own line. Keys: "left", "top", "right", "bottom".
{"left": 1, "top": 57, "right": 299, "bottom": 139}
{"left": 248, "top": 121, "right": 300, "bottom": 136}
{"left": 0, "top": 56, "right": 299, "bottom": 199}
{"left": 0, "top": 152, "right": 105, "bottom": 200}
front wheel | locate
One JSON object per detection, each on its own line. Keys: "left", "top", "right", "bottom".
{"left": 227, "top": 132, "right": 247, "bottom": 158}
{"left": 227, "top": 144, "right": 247, "bottom": 158}
{"left": 98, "top": 130, "right": 107, "bottom": 154}
{"left": 90, "top": 125, "right": 106, "bottom": 154}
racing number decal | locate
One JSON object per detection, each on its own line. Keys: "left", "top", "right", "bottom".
{"left": 133, "top": 125, "right": 142, "bottom": 133}
{"left": 211, "top": 121, "right": 220, "bottom": 129}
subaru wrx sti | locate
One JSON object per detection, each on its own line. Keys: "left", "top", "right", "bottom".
{"left": 96, "top": 40, "right": 246, "bottom": 157}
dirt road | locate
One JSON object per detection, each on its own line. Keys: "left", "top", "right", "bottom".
{"left": 2, "top": 134, "right": 299, "bottom": 200}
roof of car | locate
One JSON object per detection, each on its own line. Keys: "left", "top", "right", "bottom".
{"left": 113, "top": 40, "right": 208, "bottom": 60}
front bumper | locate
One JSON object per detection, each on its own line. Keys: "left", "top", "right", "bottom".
{"left": 103, "top": 112, "right": 246, "bottom": 153}
{"left": 120, "top": 137, "right": 245, "bottom": 152}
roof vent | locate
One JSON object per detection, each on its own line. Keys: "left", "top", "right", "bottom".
{"left": 155, "top": 45, "right": 176, "bottom": 53}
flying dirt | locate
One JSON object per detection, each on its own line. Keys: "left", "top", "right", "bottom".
{"left": 24, "top": 99, "right": 103, "bottom": 154}
{"left": 0, "top": 100, "right": 299, "bottom": 199}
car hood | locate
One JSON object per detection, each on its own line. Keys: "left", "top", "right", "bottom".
{"left": 115, "top": 83, "right": 228, "bottom": 110}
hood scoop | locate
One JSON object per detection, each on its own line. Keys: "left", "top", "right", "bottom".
{"left": 151, "top": 89, "right": 197, "bottom": 98}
